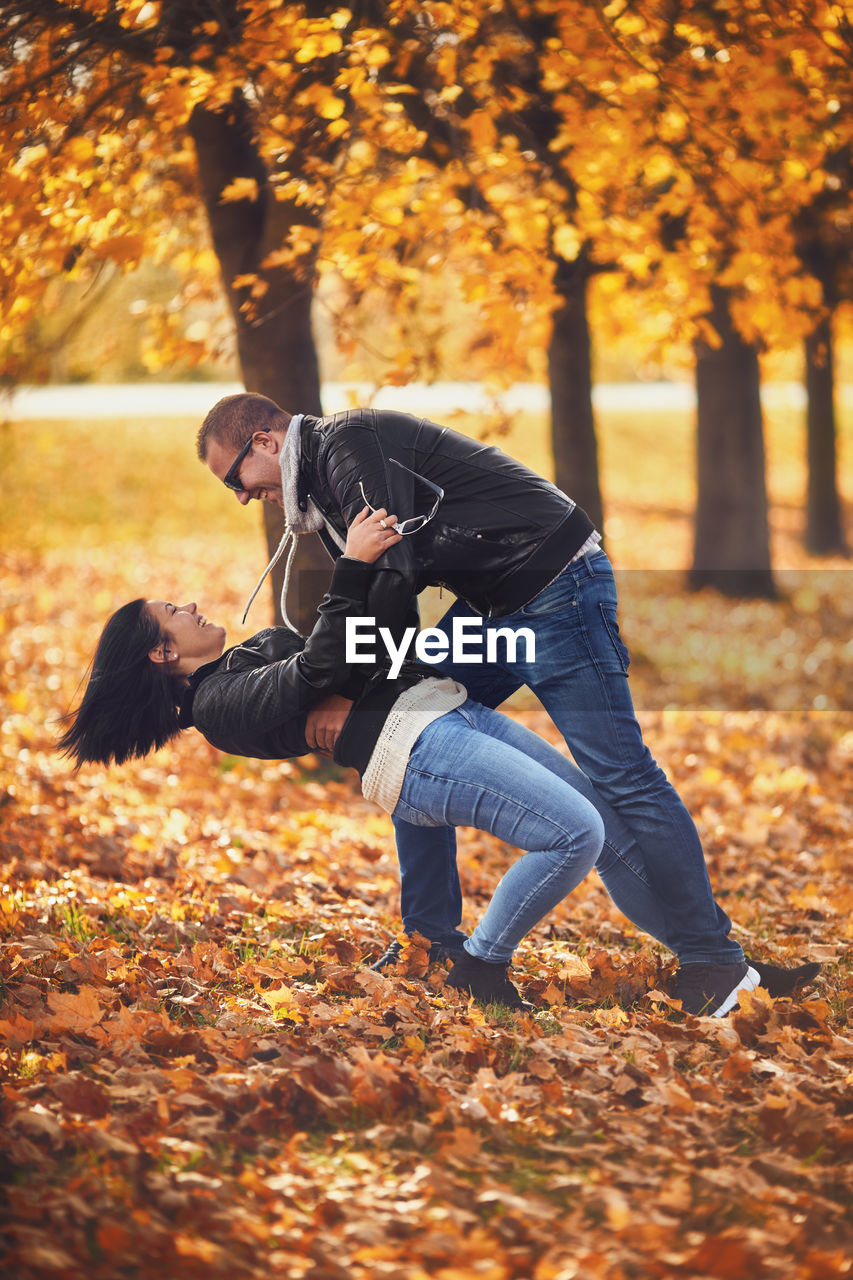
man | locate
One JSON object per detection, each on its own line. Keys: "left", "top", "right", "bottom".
{"left": 198, "top": 393, "right": 819, "bottom": 1015}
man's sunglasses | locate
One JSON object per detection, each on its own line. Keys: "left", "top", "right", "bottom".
{"left": 359, "top": 459, "right": 444, "bottom": 535}
{"left": 223, "top": 436, "right": 255, "bottom": 492}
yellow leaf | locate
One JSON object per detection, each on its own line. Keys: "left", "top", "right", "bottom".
{"left": 67, "top": 136, "right": 96, "bottom": 164}
{"left": 261, "top": 249, "right": 295, "bottom": 269}
{"left": 556, "top": 953, "right": 592, "bottom": 981}
{"left": 319, "top": 96, "right": 346, "bottom": 120}
{"left": 603, "top": 1187, "right": 632, "bottom": 1230}
{"left": 553, "top": 224, "right": 581, "bottom": 261}
{"left": 261, "top": 984, "right": 295, "bottom": 1010}
{"left": 364, "top": 45, "right": 391, "bottom": 69}
{"left": 294, "top": 33, "right": 344, "bottom": 63}
{"left": 174, "top": 1235, "right": 222, "bottom": 1263}
{"left": 219, "top": 177, "right": 259, "bottom": 203}
{"left": 595, "top": 1006, "right": 629, "bottom": 1028}
{"left": 437, "top": 46, "right": 457, "bottom": 82}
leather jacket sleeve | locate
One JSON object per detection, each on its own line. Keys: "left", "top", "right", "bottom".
{"left": 190, "top": 556, "right": 374, "bottom": 742}
{"left": 320, "top": 423, "right": 421, "bottom": 642}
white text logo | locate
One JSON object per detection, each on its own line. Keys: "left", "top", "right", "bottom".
{"left": 345, "top": 616, "right": 535, "bottom": 678}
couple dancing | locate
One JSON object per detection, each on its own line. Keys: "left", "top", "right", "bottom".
{"left": 61, "top": 395, "right": 818, "bottom": 1014}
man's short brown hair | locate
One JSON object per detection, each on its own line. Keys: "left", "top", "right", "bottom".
{"left": 196, "top": 393, "right": 289, "bottom": 460}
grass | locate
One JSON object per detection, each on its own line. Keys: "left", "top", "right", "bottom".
{"left": 2, "top": 403, "right": 849, "bottom": 564}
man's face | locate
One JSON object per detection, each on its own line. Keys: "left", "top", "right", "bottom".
{"left": 205, "top": 432, "right": 284, "bottom": 507}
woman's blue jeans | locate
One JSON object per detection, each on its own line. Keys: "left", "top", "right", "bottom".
{"left": 394, "top": 700, "right": 605, "bottom": 963}
{"left": 392, "top": 549, "right": 744, "bottom": 966}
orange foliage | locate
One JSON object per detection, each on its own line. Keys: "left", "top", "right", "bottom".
{"left": 1, "top": 2, "right": 852, "bottom": 385}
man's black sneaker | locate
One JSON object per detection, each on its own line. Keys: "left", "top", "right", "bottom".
{"left": 745, "top": 958, "right": 822, "bottom": 998}
{"left": 445, "top": 951, "right": 533, "bottom": 1012}
{"left": 674, "top": 961, "right": 760, "bottom": 1017}
{"left": 369, "top": 938, "right": 466, "bottom": 972}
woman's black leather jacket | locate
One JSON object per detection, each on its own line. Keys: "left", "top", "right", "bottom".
{"left": 177, "top": 556, "right": 430, "bottom": 772}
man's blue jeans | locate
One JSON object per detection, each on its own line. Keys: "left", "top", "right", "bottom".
{"left": 393, "top": 549, "right": 744, "bottom": 966}
{"left": 394, "top": 700, "right": 604, "bottom": 963}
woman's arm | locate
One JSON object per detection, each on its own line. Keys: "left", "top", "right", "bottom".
{"left": 191, "top": 510, "right": 401, "bottom": 741}
{"left": 322, "top": 424, "right": 423, "bottom": 642}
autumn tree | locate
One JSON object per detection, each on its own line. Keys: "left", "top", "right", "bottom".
{"left": 552, "top": 0, "right": 853, "bottom": 592}
{"left": 689, "top": 285, "right": 775, "bottom": 596}
{"left": 2, "top": 0, "right": 850, "bottom": 607}
{"left": 0, "top": 0, "right": 365, "bottom": 628}
{"left": 337, "top": 1, "right": 851, "bottom": 592}
{"left": 795, "top": 144, "right": 852, "bottom": 556}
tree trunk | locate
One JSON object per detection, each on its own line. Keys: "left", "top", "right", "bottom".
{"left": 804, "top": 313, "right": 849, "bottom": 556}
{"left": 548, "top": 252, "right": 604, "bottom": 531}
{"left": 690, "top": 284, "right": 776, "bottom": 597}
{"left": 190, "top": 96, "right": 330, "bottom": 632}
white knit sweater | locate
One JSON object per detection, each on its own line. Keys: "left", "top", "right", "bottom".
{"left": 361, "top": 677, "right": 468, "bottom": 815}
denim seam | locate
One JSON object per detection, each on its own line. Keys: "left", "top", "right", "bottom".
{"left": 573, "top": 583, "right": 636, "bottom": 765}
{"left": 403, "top": 767, "right": 587, "bottom": 845}
{"left": 598, "top": 602, "right": 630, "bottom": 675}
{"left": 599, "top": 840, "right": 652, "bottom": 887}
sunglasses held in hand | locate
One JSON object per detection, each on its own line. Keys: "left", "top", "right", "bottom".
{"left": 358, "top": 460, "right": 444, "bottom": 535}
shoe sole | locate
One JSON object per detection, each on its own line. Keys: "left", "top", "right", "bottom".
{"left": 710, "top": 965, "right": 760, "bottom": 1017}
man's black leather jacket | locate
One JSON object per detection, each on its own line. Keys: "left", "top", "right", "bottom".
{"left": 177, "top": 556, "right": 429, "bottom": 770}
{"left": 297, "top": 408, "right": 595, "bottom": 627}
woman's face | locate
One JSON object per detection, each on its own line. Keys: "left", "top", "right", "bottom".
{"left": 145, "top": 600, "right": 227, "bottom": 674}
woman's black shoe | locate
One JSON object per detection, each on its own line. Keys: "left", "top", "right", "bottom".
{"left": 445, "top": 952, "right": 533, "bottom": 1011}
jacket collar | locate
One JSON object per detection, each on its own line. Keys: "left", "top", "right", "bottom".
{"left": 177, "top": 654, "right": 226, "bottom": 728}
{"left": 297, "top": 412, "right": 318, "bottom": 512}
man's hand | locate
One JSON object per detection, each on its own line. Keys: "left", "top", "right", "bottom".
{"left": 305, "top": 694, "right": 354, "bottom": 755}
{"left": 345, "top": 506, "right": 403, "bottom": 563}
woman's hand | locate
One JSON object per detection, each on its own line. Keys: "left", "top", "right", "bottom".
{"left": 345, "top": 506, "right": 403, "bottom": 563}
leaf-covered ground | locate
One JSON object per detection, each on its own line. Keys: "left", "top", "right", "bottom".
{"left": 1, "top": 410, "right": 851, "bottom": 1279}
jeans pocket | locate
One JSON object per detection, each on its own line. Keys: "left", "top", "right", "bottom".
{"left": 452, "top": 702, "right": 477, "bottom": 729}
{"left": 519, "top": 568, "right": 577, "bottom": 617}
{"left": 599, "top": 602, "right": 630, "bottom": 673}
{"left": 392, "top": 797, "right": 446, "bottom": 828}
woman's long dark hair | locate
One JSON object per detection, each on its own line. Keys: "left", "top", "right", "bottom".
{"left": 58, "top": 599, "right": 183, "bottom": 768}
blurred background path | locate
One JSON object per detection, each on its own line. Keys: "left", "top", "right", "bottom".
{"left": 7, "top": 380, "right": 848, "bottom": 419}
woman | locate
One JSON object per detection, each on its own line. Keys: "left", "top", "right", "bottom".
{"left": 60, "top": 509, "right": 814, "bottom": 1012}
